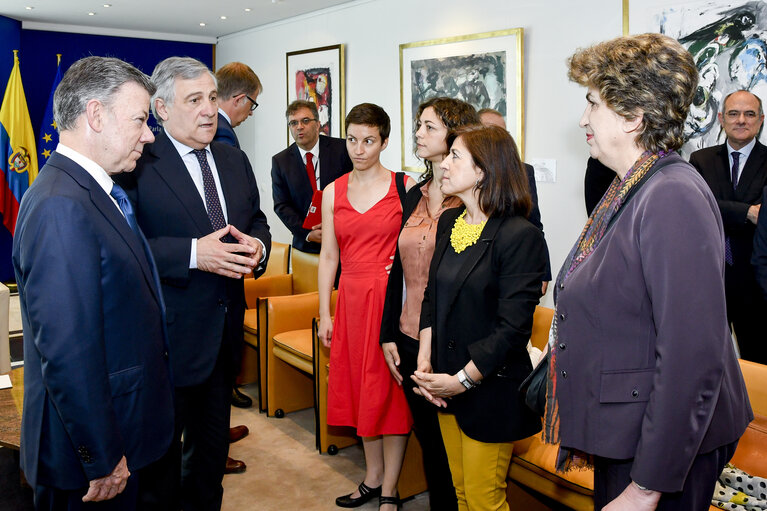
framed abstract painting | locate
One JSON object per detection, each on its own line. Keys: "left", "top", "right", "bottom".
{"left": 627, "top": 0, "right": 767, "bottom": 157}
{"left": 399, "top": 28, "right": 524, "bottom": 172}
{"left": 286, "top": 44, "right": 346, "bottom": 142}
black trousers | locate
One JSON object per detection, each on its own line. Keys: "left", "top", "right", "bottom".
{"left": 593, "top": 440, "right": 737, "bottom": 511}
{"left": 33, "top": 471, "right": 138, "bottom": 511}
{"left": 397, "top": 337, "right": 458, "bottom": 511}
{"left": 726, "top": 263, "right": 767, "bottom": 364}
{"left": 137, "top": 340, "right": 232, "bottom": 511}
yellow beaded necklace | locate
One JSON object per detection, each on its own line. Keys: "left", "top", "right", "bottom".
{"left": 450, "top": 210, "right": 487, "bottom": 253}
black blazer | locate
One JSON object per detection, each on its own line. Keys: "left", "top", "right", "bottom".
{"left": 690, "top": 140, "right": 767, "bottom": 271}
{"left": 381, "top": 174, "right": 550, "bottom": 348}
{"left": 271, "top": 135, "right": 352, "bottom": 253}
{"left": 117, "top": 130, "right": 271, "bottom": 387}
{"left": 418, "top": 206, "right": 546, "bottom": 443}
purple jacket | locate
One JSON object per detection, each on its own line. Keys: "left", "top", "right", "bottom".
{"left": 553, "top": 153, "right": 752, "bottom": 492}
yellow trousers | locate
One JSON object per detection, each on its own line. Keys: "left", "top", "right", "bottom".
{"left": 438, "top": 412, "right": 514, "bottom": 511}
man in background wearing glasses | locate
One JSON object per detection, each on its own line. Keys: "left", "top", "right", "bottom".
{"left": 271, "top": 100, "right": 352, "bottom": 254}
{"left": 690, "top": 89, "right": 767, "bottom": 363}
{"left": 215, "top": 62, "right": 262, "bottom": 149}
{"left": 212, "top": 61, "right": 263, "bottom": 471}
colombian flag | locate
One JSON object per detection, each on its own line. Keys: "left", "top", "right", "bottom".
{"left": 0, "top": 50, "right": 37, "bottom": 236}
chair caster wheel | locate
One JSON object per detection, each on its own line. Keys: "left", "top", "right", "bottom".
{"left": 328, "top": 445, "right": 338, "bottom": 455}
{"left": 275, "top": 409, "right": 285, "bottom": 418}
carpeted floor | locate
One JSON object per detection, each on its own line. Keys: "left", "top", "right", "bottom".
{"left": 223, "top": 384, "right": 429, "bottom": 510}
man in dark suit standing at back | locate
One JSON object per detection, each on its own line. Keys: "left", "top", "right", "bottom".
{"left": 271, "top": 100, "right": 352, "bottom": 254}
{"left": 690, "top": 89, "right": 767, "bottom": 363}
{"left": 117, "top": 57, "right": 271, "bottom": 511}
{"left": 13, "top": 56, "right": 173, "bottom": 510}
{"left": 213, "top": 60, "right": 263, "bottom": 470}
{"left": 214, "top": 62, "right": 262, "bottom": 150}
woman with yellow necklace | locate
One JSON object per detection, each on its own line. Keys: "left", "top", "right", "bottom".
{"left": 411, "top": 124, "right": 546, "bottom": 511}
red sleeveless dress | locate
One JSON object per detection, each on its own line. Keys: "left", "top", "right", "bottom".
{"left": 327, "top": 172, "right": 413, "bottom": 436}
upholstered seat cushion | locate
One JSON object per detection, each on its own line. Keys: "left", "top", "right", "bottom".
{"left": 511, "top": 433, "right": 594, "bottom": 494}
{"left": 273, "top": 329, "right": 313, "bottom": 374}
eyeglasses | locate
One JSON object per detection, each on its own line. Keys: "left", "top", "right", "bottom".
{"left": 244, "top": 94, "right": 259, "bottom": 112}
{"left": 288, "top": 117, "right": 317, "bottom": 128}
{"left": 725, "top": 110, "right": 760, "bottom": 120}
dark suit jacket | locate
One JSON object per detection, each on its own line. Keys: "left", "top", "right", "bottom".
{"left": 381, "top": 177, "right": 550, "bottom": 347}
{"left": 215, "top": 112, "right": 239, "bottom": 149}
{"left": 523, "top": 163, "right": 551, "bottom": 279}
{"left": 752, "top": 185, "right": 767, "bottom": 297}
{"left": 271, "top": 135, "right": 352, "bottom": 253}
{"left": 117, "top": 131, "right": 271, "bottom": 387}
{"left": 554, "top": 154, "right": 752, "bottom": 492}
{"left": 418, "top": 206, "right": 545, "bottom": 443}
{"left": 13, "top": 152, "right": 174, "bottom": 489}
{"left": 690, "top": 140, "right": 767, "bottom": 273}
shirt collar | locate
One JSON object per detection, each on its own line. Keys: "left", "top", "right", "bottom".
{"left": 727, "top": 136, "right": 757, "bottom": 160}
{"left": 165, "top": 129, "right": 211, "bottom": 158}
{"left": 55, "top": 143, "right": 115, "bottom": 197}
{"left": 297, "top": 138, "right": 320, "bottom": 160}
{"left": 218, "top": 108, "right": 231, "bottom": 125}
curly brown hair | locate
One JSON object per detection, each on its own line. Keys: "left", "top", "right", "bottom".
{"left": 568, "top": 33, "right": 698, "bottom": 153}
{"left": 415, "top": 97, "right": 479, "bottom": 181}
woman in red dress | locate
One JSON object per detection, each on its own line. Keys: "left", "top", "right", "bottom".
{"left": 318, "top": 103, "right": 415, "bottom": 510}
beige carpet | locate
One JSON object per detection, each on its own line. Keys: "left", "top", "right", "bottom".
{"left": 222, "top": 385, "right": 429, "bottom": 511}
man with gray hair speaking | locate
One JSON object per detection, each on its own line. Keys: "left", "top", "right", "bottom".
{"left": 116, "top": 56, "right": 271, "bottom": 511}
{"left": 13, "top": 56, "right": 174, "bottom": 510}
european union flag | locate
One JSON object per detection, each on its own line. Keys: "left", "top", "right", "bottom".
{"left": 38, "top": 55, "right": 62, "bottom": 166}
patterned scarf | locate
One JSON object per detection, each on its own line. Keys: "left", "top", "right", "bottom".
{"left": 542, "top": 150, "right": 665, "bottom": 472}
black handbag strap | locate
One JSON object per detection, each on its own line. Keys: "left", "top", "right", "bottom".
{"left": 395, "top": 171, "right": 407, "bottom": 208}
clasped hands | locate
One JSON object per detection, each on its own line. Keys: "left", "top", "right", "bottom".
{"left": 410, "top": 358, "right": 466, "bottom": 408}
{"left": 197, "top": 225, "right": 262, "bottom": 278}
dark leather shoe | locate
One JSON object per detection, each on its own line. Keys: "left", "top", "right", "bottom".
{"left": 336, "top": 482, "right": 381, "bottom": 508}
{"left": 224, "top": 456, "right": 246, "bottom": 474}
{"left": 229, "top": 425, "right": 249, "bottom": 443}
{"left": 232, "top": 387, "right": 252, "bottom": 408}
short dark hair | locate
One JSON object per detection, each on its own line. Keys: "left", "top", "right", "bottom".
{"left": 216, "top": 62, "right": 262, "bottom": 99}
{"left": 345, "top": 103, "right": 390, "bottom": 141}
{"left": 54, "top": 56, "right": 155, "bottom": 131}
{"left": 416, "top": 97, "right": 480, "bottom": 181}
{"left": 286, "top": 100, "right": 318, "bottom": 119}
{"left": 447, "top": 125, "right": 531, "bottom": 219}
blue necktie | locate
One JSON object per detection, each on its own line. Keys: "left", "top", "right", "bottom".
{"left": 110, "top": 183, "right": 141, "bottom": 237}
{"left": 110, "top": 183, "right": 165, "bottom": 305}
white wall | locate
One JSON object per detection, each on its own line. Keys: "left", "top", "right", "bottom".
{"left": 216, "top": 0, "right": 624, "bottom": 306}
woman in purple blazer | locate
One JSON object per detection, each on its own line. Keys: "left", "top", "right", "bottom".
{"left": 544, "top": 33, "right": 753, "bottom": 510}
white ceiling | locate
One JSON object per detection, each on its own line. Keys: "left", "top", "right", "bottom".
{"left": 0, "top": 0, "right": 356, "bottom": 43}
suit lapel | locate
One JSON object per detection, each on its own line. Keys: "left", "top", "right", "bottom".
{"left": 211, "top": 142, "right": 238, "bottom": 221}
{"left": 736, "top": 141, "right": 767, "bottom": 196}
{"left": 150, "top": 132, "right": 213, "bottom": 234}
{"left": 443, "top": 216, "right": 502, "bottom": 312}
{"left": 715, "top": 144, "right": 735, "bottom": 199}
{"left": 49, "top": 153, "right": 163, "bottom": 307}
{"left": 290, "top": 143, "right": 315, "bottom": 194}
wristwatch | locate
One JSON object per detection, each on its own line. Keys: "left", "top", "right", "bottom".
{"left": 457, "top": 369, "right": 474, "bottom": 390}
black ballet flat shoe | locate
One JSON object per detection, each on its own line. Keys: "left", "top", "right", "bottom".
{"left": 335, "top": 482, "right": 382, "bottom": 508}
{"left": 379, "top": 495, "right": 401, "bottom": 510}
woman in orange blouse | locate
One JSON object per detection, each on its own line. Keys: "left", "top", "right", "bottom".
{"left": 379, "top": 97, "right": 479, "bottom": 511}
